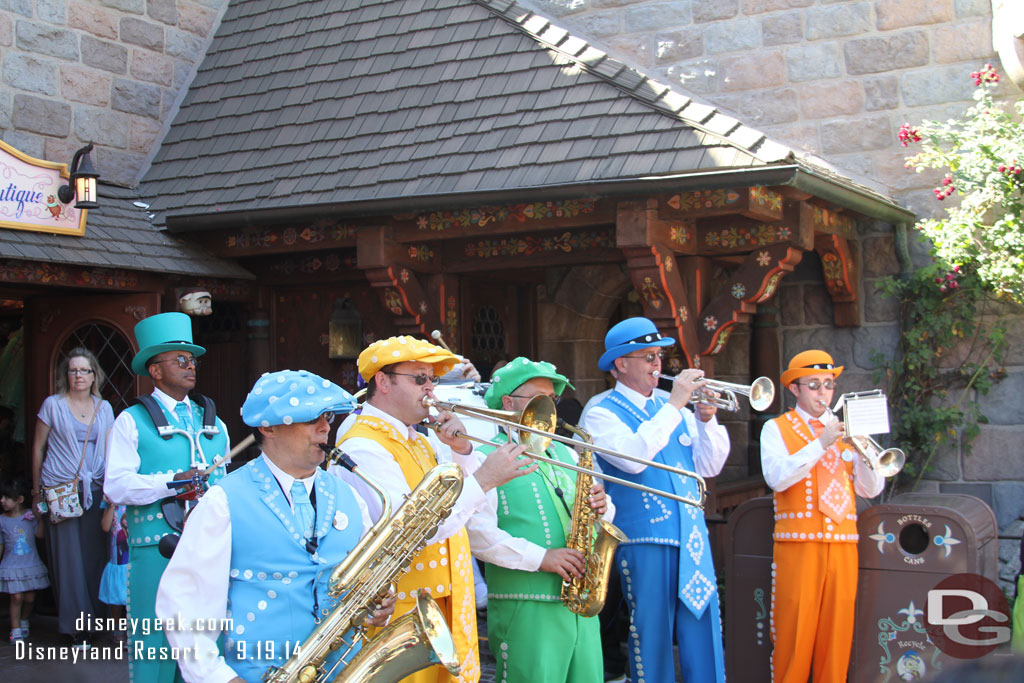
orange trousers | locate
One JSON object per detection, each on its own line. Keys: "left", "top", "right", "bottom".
{"left": 770, "top": 542, "right": 858, "bottom": 683}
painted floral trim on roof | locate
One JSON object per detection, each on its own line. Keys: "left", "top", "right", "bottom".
{"left": 705, "top": 224, "right": 791, "bottom": 248}
{"left": 462, "top": 228, "right": 612, "bottom": 257}
{"left": 418, "top": 199, "right": 595, "bottom": 231}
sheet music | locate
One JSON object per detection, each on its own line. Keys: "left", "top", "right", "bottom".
{"left": 844, "top": 394, "right": 890, "bottom": 436}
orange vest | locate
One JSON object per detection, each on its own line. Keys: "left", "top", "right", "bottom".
{"left": 771, "top": 411, "right": 859, "bottom": 543}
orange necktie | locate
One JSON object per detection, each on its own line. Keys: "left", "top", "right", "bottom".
{"left": 809, "top": 418, "right": 852, "bottom": 521}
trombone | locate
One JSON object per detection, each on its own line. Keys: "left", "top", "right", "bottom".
{"left": 421, "top": 394, "right": 706, "bottom": 508}
{"left": 655, "top": 373, "right": 775, "bottom": 412}
{"left": 818, "top": 391, "right": 905, "bottom": 478}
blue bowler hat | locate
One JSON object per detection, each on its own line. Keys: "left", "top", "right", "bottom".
{"left": 241, "top": 370, "right": 357, "bottom": 427}
{"left": 598, "top": 317, "right": 675, "bottom": 371}
{"left": 131, "top": 312, "right": 206, "bottom": 376}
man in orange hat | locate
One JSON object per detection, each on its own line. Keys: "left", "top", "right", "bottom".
{"left": 334, "top": 335, "right": 535, "bottom": 683}
{"left": 760, "top": 349, "right": 884, "bottom": 683}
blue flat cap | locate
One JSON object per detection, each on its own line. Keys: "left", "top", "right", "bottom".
{"left": 242, "top": 370, "right": 356, "bottom": 427}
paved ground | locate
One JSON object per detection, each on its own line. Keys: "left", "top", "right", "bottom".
{"left": 2, "top": 607, "right": 500, "bottom": 683}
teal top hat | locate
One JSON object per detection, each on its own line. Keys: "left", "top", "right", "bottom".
{"left": 598, "top": 317, "right": 675, "bottom": 371}
{"left": 131, "top": 312, "right": 206, "bottom": 376}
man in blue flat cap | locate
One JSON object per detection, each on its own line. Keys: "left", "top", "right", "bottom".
{"left": 156, "top": 370, "right": 394, "bottom": 683}
{"left": 106, "top": 311, "right": 230, "bottom": 682}
{"left": 582, "top": 317, "right": 730, "bottom": 683}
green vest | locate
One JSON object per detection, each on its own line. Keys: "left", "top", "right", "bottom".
{"left": 123, "top": 400, "right": 228, "bottom": 547}
{"left": 479, "top": 434, "right": 578, "bottom": 602}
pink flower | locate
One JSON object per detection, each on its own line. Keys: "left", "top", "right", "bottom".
{"left": 970, "top": 64, "right": 999, "bottom": 86}
{"left": 898, "top": 123, "right": 922, "bottom": 147}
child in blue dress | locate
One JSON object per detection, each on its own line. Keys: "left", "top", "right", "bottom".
{"left": 99, "top": 496, "right": 128, "bottom": 637}
{"left": 0, "top": 478, "right": 49, "bottom": 642}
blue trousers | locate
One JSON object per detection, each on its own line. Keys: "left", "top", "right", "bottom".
{"left": 618, "top": 544, "right": 725, "bottom": 683}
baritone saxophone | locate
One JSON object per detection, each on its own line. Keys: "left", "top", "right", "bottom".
{"left": 263, "top": 446, "right": 463, "bottom": 683}
{"left": 558, "top": 423, "right": 628, "bottom": 618}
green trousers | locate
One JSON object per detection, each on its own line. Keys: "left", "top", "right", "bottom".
{"left": 487, "top": 598, "right": 603, "bottom": 683}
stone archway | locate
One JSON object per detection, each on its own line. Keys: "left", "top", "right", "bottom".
{"left": 537, "top": 263, "right": 633, "bottom": 402}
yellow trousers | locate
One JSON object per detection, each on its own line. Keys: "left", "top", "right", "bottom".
{"left": 371, "top": 595, "right": 467, "bottom": 683}
{"left": 770, "top": 542, "right": 858, "bottom": 683}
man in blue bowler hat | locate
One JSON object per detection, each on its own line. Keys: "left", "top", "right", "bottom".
{"left": 106, "top": 311, "right": 230, "bottom": 683}
{"left": 582, "top": 316, "right": 730, "bottom": 683}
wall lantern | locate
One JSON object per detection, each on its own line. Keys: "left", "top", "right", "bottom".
{"left": 328, "top": 298, "right": 362, "bottom": 359}
{"left": 57, "top": 142, "right": 100, "bottom": 209}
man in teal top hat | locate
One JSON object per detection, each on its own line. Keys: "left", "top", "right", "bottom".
{"left": 106, "top": 312, "right": 230, "bottom": 683}
{"left": 466, "top": 357, "right": 613, "bottom": 683}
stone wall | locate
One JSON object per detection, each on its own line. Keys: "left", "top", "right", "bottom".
{"left": 0, "top": 0, "right": 228, "bottom": 186}
{"left": 521, "top": 0, "right": 1024, "bottom": 591}
{"left": 519, "top": 0, "right": 1003, "bottom": 217}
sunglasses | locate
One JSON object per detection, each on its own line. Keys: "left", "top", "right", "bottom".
{"left": 622, "top": 351, "right": 665, "bottom": 363}
{"left": 304, "top": 412, "right": 336, "bottom": 426}
{"left": 153, "top": 355, "right": 200, "bottom": 370}
{"left": 385, "top": 371, "right": 440, "bottom": 386}
{"left": 509, "top": 393, "right": 561, "bottom": 406}
{"left": 796, "top": 379, "right": 835, "bottom": 391}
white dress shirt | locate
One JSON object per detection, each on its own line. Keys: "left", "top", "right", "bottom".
{"left": 156, "top": 454, "right": 373, "bottom": 683}
{"left": 760, "top": 404, "right": 884, "bottom": 498}
{"left": 582, "top": 382, "right": 730, "bottom": 478}
{"left": 330, "top": 402, "right": 488, "bottom": 543}
{"left": 105, "top": 388, "right": 231, "bottom": 505}
{"left": 466, "top": 435, "right": 617, "bottom": 572}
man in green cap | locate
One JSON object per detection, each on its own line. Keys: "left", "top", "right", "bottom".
{"left": 467, "top": 356, "right": 613, "bottom": 683}
{"left": 106, "top": 312, "right": 230, "bottom": 683}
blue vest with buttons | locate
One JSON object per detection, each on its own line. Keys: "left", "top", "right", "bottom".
{"left": 595, "top": 391, "right": 705, "bottom": 546}
{"left": 219, "top": 456, "right": 364, "bottom": 683}
{"left": 597, "top": 391, "right": 718, "bottom": 616}
{"left": 123, "top": 401, "right": 227, "bottom": 547}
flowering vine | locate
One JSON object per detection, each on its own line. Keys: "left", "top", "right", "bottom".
{"left": 873, "top": 64, "right": 1018, "bottom": 490}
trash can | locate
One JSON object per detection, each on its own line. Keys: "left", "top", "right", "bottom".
{"left": 724, "top": 495, "right": 774, "bottom": 683}
{"left": 851, "top": 493, "right": 998, "bottom": 683}
{"left": 725, "top": 493, "right": 998, "bottom": 683}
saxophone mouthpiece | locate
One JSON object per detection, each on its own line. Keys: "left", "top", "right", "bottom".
{"left": 319, "top": 443, "right": 358, "bottom": 472}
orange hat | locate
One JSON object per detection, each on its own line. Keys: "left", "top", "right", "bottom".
{"left": 780, "top": 350, "right": 843, "bottom": 387}
{"left": 357, "top": 335, "right": 459, "bottom": 382}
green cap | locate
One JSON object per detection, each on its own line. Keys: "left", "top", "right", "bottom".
{"left": 484, "top": 356, "right": 574, "bottom": 409}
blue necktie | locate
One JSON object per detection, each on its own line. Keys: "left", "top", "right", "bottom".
{"left": 645, "top": 396, "right": 660, "bottom": 416}
{"left": 290, "top": 481, "right": 315, "bottom": 540}
{"left": 174, "top": 401, "right": 194, "bottom": 434}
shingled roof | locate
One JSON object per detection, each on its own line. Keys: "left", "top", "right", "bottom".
{"left": 142, "top": 0, "right": 818, "bottom": 227}
{"left": 0, "top": 184, "right": 252, "bottom": 278}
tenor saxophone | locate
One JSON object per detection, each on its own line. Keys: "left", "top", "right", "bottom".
{"left": 558, "top": 423, "right": 628, "bottom": 618}
{"left": 263, "top": 446, "right": 463, "bottom": 683}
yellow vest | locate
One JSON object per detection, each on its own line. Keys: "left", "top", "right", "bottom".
{"left": 338, "top": 415, "right": 480, "bottom": 682}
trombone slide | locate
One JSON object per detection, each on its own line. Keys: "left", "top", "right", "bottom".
{"left": 422, "top": 420, "right": 706, "bottom": 508}
{"left": 422, "top": 395, "right": 704, "bottom": 484}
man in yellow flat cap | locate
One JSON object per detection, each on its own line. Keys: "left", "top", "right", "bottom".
{"left": 760, "top": 349, "right": 884, "bottom": 683}
{"left": 334, "top": 335, "right": 534, "bottom": 683}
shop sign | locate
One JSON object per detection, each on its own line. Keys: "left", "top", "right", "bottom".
{"left": 0, "top": 140, "right": 87, "bottom": 236}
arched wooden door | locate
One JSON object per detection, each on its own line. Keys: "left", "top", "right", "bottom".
{"left": 23, "top": 292, "right": 159, "bottom": 459}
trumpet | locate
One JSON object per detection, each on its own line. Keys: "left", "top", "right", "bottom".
{"left": 654, "top": 373, "right": 775, "bottom": 412}
{"left": 422, "top": 394, "right": 706, "bottom": 508}
{"left": 817, "top": 395, "right": 905, "bottom": 478}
